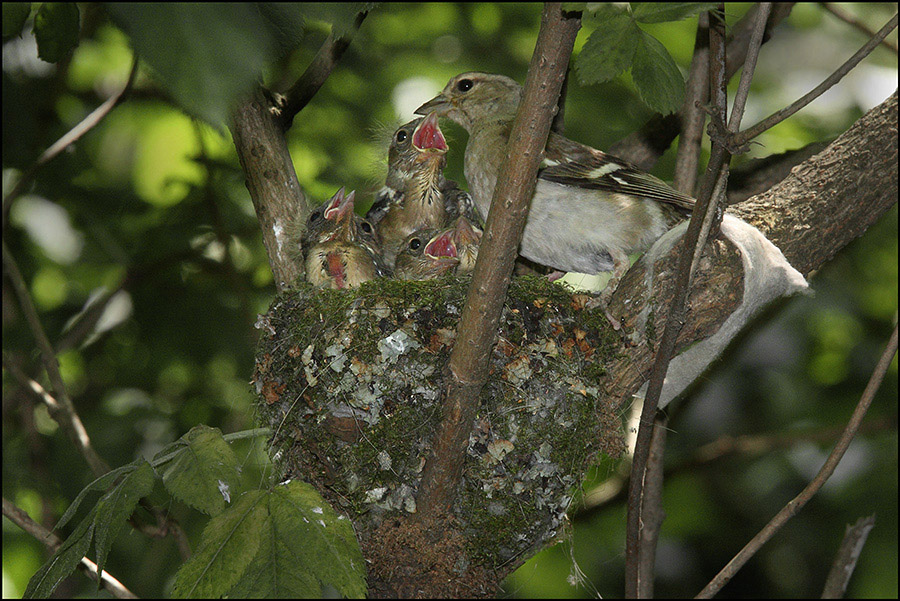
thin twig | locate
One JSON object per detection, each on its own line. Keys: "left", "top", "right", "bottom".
{"left": 279, "top": 10, "right": 368, "bottom": 130}
{"left": 821, "top": 3, "right": 898, "bottom": 54}
{"left": 3, "top": 497, "right": 137, "bottom": 599}
{"left": 697, "top": 324, "right": 898, "bottom": 598}
{"left": 2, "top": 56, "right": 139, "bottom": 227}
{"left": 636, "top": 413, "right": 668, "bottom": 599}
{"left": 2, "top": 243, "right": 109, "bottom": 476}
{"left": 734, "top": 12, "right": 898, "bottom": 146}
{"left": 673, "top": 12, "right": 710, "bottom": 194}
{"left": 821, "top": 514, "right": 877, "bottom": 598}
{"left": 625, "top": 3, "right": 751, "bottom": 594}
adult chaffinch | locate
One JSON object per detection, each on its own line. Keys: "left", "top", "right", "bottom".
{"left": 366, "top": 113, "right": 480, "bottom": 268}
{"left": 415, "top": 72, "right": 695, "bottom": 299}
{"left": 303, "top": 187, "right": 389, "bottom": 289}
{"left": 393, "top": 216, "right": 483, "bottom": 280}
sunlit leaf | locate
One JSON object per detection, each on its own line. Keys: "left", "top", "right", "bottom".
{"left": 93, "top": 460, "right": 155, "bottom": 580}
{"left": 34, "top": 3, "right": 80, "bottom": 63}
{"left": 153, "top": 424, "right": 241, "bottom": 516}
{"left": 631, "top": 29, "right": 684, "bottom": 114}
{"left": 170, "top": 490, "right": 269, "bottom": 598}
{"left": 575, "top": 12, "right": 641, "bottom": 85}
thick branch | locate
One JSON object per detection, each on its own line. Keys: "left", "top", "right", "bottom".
{"left": 230, "top": 89, "right": 308, "bottom": 291}
{"left": 606, "top": 91, "right": 898, "bottom": 411}
{"left": 416, "top": 2, "right": 581, "bottom": 519}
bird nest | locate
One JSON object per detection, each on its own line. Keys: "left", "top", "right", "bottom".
{"left": 253, "top": 275, "right": 625, "bottom": 568}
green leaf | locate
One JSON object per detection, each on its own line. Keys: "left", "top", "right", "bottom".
{"left": 632, "top": 2, "right": 720, "bottom": 24}
{"left": 631, "top": 30, "right": 685, "bottom": 114}
{"left": 575, "top": 13, "right": 641, "bottom": 85}
{"left": 54, "top": 464, "right": 135, "bottom": 533}
{"left": 228, "top": 481, "right": 366, "bottom": 598}
{"left": 171, "top": 490, "right": 269, "bottom": 598}
{"left": 33, "top": 3, "right": 80, "bottom": 63}
{"left": 153, "top": 424, "right": 241, "bottom": 516}
{"left": 106, "top": 3, "right": 276, "bottom": 126}
{"left": 2, "top": 3, "right": 32, "bottom": 40}
{"left": 24, "top": 513, "right": 95, "bottom": 598}
{"left": 562, "top": 2, "right": 586, "bottom": 12}
{"left": 93, "top": 460, "right": 156, "bottom": 580}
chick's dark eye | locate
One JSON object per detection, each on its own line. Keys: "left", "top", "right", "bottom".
{"left": 310, "top": 211, "right": 322, "bottom": 223}
{"left": 457, "top": 79, "right": 473, "bottom": 92}
{"left": 409, "top": 238, "right": 422, "bottom": 251}
{"left": 396, "top": 130, "right": 408, "bottom": 143}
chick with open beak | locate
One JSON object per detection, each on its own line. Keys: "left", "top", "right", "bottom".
{"left": 303, "top": 187, "right": 388, "bottom": 289}
{"left": 393, "top": 216, "right": 482, "bottom": 280}
{"left": 367, "top": 113, "right": 480, "bottom": 269}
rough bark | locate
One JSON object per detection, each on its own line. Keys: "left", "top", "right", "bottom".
{"left": 230, "top": 89, "right": 308, "bottom": 292}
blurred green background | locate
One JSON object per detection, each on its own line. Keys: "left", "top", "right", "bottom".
{"left": 2, "top": 3, "right": 896, "bottom": 598}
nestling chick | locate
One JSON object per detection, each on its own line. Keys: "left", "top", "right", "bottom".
{"left": 393, "top": 228, "right": 459, "bottom": 280}
{"left": 393, "top": 216, "right": 483, "bottom": 280}
{"left": 366, "top": 113, "right": 480, "bottom": 268}
{"left": 416, "top": 72, "right": 695, "bottom": 300}
{"left": 303, "top": 187, "right": 388, "bottom": 289}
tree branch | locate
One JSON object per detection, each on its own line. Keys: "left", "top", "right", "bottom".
{"left": 733, "top": 12, "right": 898, "bottom": 146}
{"left": 821, "top": 3, "right": 898, "bottom": 54}
{"left": 2, "top": 244, "right": 109, "bottom": 476}
{"left": 415, "top": 2, "right": 582, "bottom": 519}
{"left": 697, "top": 324, "right": 897, "bottom": 598}
{"left": 821, "top": 514, "right": 877, "bottom": 598}
{"left": 3, "top": 496, "right": 137, "bottom": 599}
{"left": 230, "top": 89, "right": 309, "bottom": 291}
{"left": 279, "top": 11, "right": 368, "bottom": 130}
{"left": 2, "top": 56, "right": 139, "bottom": 230}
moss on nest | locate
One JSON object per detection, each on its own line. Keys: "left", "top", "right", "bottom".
{"left": 253, "top": 274, "right": 626, "bottom": 568}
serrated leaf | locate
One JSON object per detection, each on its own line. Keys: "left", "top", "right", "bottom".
{"left": 54, "top": 464, "right": 135, "bottom": 533}
{"left": 171, "top": 490, "right": 269, "bottom": 598}
{"left": 232, "top": 481, "right": 366, "bottom": 598}
{"left": 631, "top": 30, "right": 684, "bottom": 114}
{"left": 24, "top": 513, "right": 95, "bottom": 598}
{"left": 575, "top": 13, "right": 641, "bottom": 85}
{"left": 154, "top": 425, "right": 241, "bottom": 516}
{"left": 33, "top": 3, "right": 80, "bottom": 63}
{"left": 93, "top": 460, "right": 155, "bottom": 581}
{"left": 632, "top": 2, "right": 721, "bottom": 24}
{"left": 106, "top": 3, "right": 276, "bottom": 126}
{"left": 2, "top": 3, "right": 32, "bottom": 40}
{"left": 225, "top": 517, "right": 321, "bottom": 598}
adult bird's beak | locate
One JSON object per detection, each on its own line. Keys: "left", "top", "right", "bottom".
{"left": 415, "top": 93, "right": 451, "bottom": 117}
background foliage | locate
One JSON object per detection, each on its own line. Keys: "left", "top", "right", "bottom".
{"left": 2, "top": 2, "right": 897, "bottom": 598}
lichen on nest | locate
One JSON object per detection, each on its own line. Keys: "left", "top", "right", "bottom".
{"left": 253, "top": 274, "right": 626, "bottom": 567}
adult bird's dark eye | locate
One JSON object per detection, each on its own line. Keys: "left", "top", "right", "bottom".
{"left": 396, "top": 130, "right": 408, "bottom": 143}
{"left": 361, "top": 222, "right": 373, "bottom": 234}
{"left": 409, "top": 238, "right": 422, "bottom": 250}
{"left": 457, "top": 79, "right": 473, "bottom": 92}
